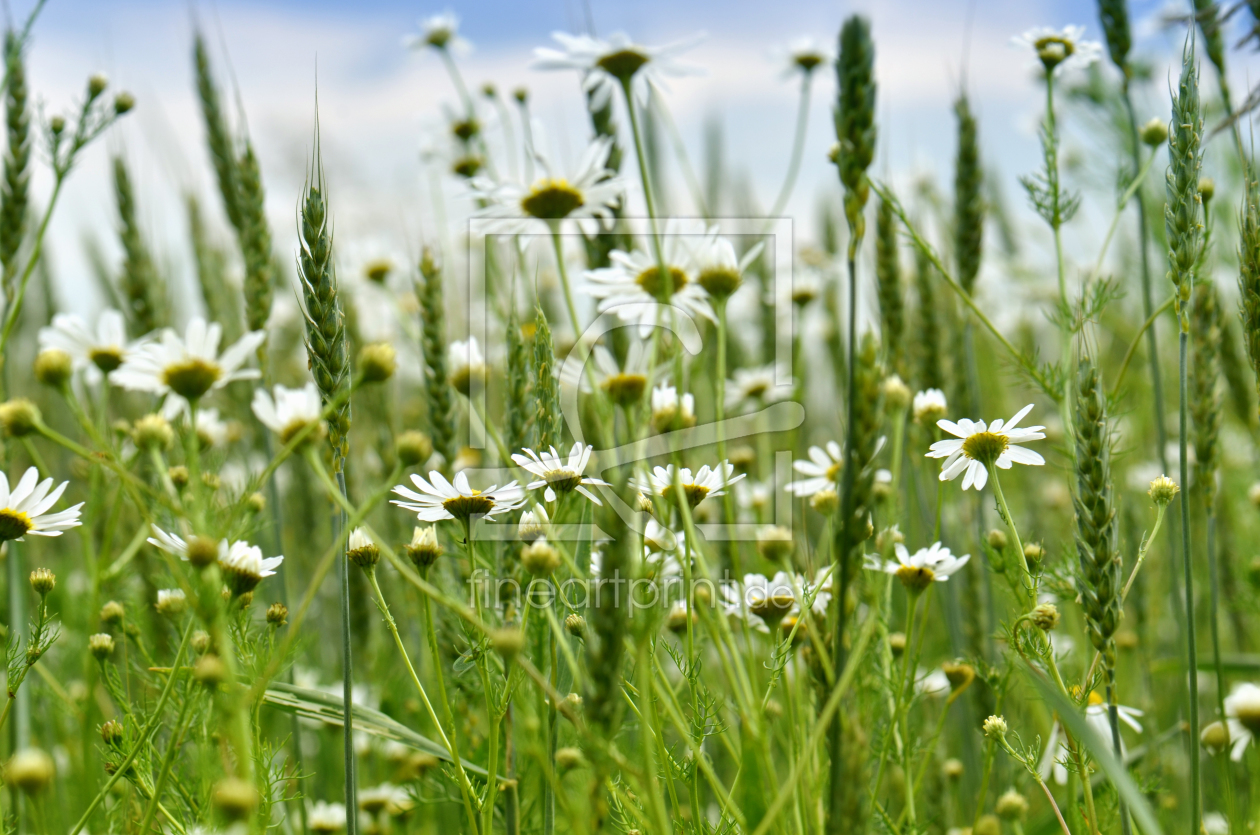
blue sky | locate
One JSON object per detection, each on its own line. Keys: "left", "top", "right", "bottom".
{"left": 12, "top": 0, "right": 1260, "bottom": 320}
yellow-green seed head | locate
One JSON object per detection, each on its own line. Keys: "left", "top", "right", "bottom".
{"left": 1140, "top": 117, "right": 1168, "bottom": 147}
{"left": 0, "top": 398, "right": 40, "bottom": 437}
{"left": 358, "top": 342, "right": 397, "bottom": 383}
{"left": 1149, "top": 475, "right": 1179, "bottom": 506}
{"left": 34, "top": 349, "right": 72, "bottom": 388}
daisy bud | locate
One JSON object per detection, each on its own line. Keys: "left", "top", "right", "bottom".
{"left": 49, "top": 116, "right": 64, "bottom": 135}
{"left": 1023, "top": 542, "right": 1045, "bottom": 564}
{"left": 881, "top": 375, "right": 911, "bottom": 411}
{"left": 810, "top": 488, "right": 839, "bottom": 515}
{"left": 266, "top": 602, "right": 288, "bottom": 627}
{"left": 0, "top": 398, "right": 40, "bottom": 437}
{"left": 1198, "top": 177, "right": 1215, "bottom": 204}
{"left": 100, "top": 601, "right": 124, "bottom": 625}
{"left": 729, "top": 445, "right": 757, "bottom": 470}
{"left": 405, "top": 526, "right": 443, "bottom": 569}
{"left": 563, "top": 692, "right": 582, "bottom": 711}
{"left": 88, "top": 633, "right": 115, "bottom": 660}
{"left": 986, "top": 529, "right": 1007, "bottom": 551}
{"left": 191, "top": 630, "right": 212, "bottom": 655}
{"left": 755, "top": 525, "right": 794, "bottom": 562}
{"left": 347, "top": 528, "right": 380, "bottom": 570}
{"left": 491, "top": 627, "right": 525, "bottom": 660}
{"left": 666, "top": 604, "right": 696, "bottom": 634}
{"left": 363, "top": 258, "right": 392, "bottom": 284}
{"left": 113, "top": 92, "right": 135, "bottom": 115}
{"left": 554, "top": 746, "right": 585, "bottom": 771}
{"left": 29, "top": 568, "right": 55, "bottom": 596}
{"left": 1139, "top": 117, "right": 1168, "bottom": 147}
{"left": 912, "top": 388, "right": 947, "bottom": 425}
{"left": 168, "top": 465, "right": 189, "bottom": 489}
{"left": 396, "top": 430, "right": 433, "bottom": 467}
{"left": 451, "top": 118, "right": 479, "bottom": 141}
{"left": 636, "top": 493, "right": 656, "bottom": 514}
{"left": 975, "top": 814, "right": 1001, "bottom": 835}
{"left": 888, "top": 632, "right": 906, "bottom": 656}
{"left": 213, "top": 776, "right": 259, "bottom": 821}
{"left": 358, "top": 342, "right": 397, "bottom": 383}
{"left": 155, "top": 589, "right": 187, "bottom": 619}
{"left": 875, "top": 526, "right": 904, "bottom": 553}
{"left": 186, "top": 535, "right": 221, "bottom": 569}
{"left": 33, "top": 349, "right": 72, "bottom": 389}
{"left": 1200, "top": 720, "right": 1230, "bottom": 754}
{"left": 132, "top": 414, "right": 174, "bottom": 451}
{"left": 941, "top": 758, "right": 964, "bottom": 780}
{"left": 101, "top": 719, "right": 124, "bottom": 746}
{"left": 521, "top": 539, "right": 561, "bottom": 576}
{"left": 512, "top": 87, "right": 528, "bottom": 103}
{"left": 1032, "top": 602, "right": 1060, "bottom": 631}
{"left": 982, "top": 714, "right": 1008, "bottom": 739}
{"left": 87, "top": 73, "right": 108, "bottom": 97}
{"left": 564, "top": 613, "right": 585, "bottom": 636}
{"left": 247, "top": 492, "right": 267, "bottom": 514}
{"left": 1149, "top": 475, "right": 1180, "bottom": 506}
{"left": 4, "top": 748, "right": 54, "bottom": 794}
{"left": 942, "top": 661, "right": 975, "bottom": 694}
{"left": 194, "top": 654, "right": 228, "bottom": 688}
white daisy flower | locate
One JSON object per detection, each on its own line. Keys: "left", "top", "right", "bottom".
{"left": 586, "top": 219, "right": 715, "bottom": 334}
{"left": 391, "top": 470, "right": 525, "bottom": 523}
{"left": 252, "top": 382, "right": 325, "bottom": 444}
{"left": 112, "top": 318, "right": 264, "bottom": 411}
{"left": 691, "top": 229, "right": 763, "bottom": 302}
{"left": 725, "top": 363, "right": 794, "bottom": 412}
{"left": 741, "top": 571, "right": 800, "bottom": 621}
{"left": 1013, "top": 25, "right": 1103, "bottom": 75}
{"left": 147, "top": 525, "right": 283, "bottom": 596}
{"left": 926, "top": 404, "right": 1046, "bottom": 491}
{"left": 38, "top": 309, "right": 143, "bottom": 383}
{"left": 649, "top": 382, "right": 696, "bottom": 433}
{"left": 773, "top": 37, "right": 833, "bottom": 79}
{"left": 918, "top": 668, "right": 952, "bottom": 698}
{"left": 912, "top": 388, "right": 947, "bottom": 424}
{"left": 591, "top": 339, "right": 652, "bottom": 406}
{"left": 194, "top": 408, "right": 231, "bottom": 449}
{"left": 404, "top": 11, "right": 470, "bottom": 54}
{"left": 0, "top": 467, "right": 83, "bottom": 542}
{"left": 448, "top": 337, "right": 486, "bottom": 396}
{"left": 511, "top": 443, "right": 610, "bottom": 505}
{"left": 635, "top": 462, "right": 744, "bottom": 509}
{"left": 1084, "top": 690, "right": 1143, "bottom": 750}
{"left": 471, "top": 137, "right": 626, "bottom": 234}
{"left": 786, "top": 441, "right": 843, "bottom": 497}
{"left": 719, "top": 580, "right": 770, "bottom": 633}
{"left": 308, "top": 800, "right": 347, "bottom": 833}
{"left": 1203, "top": 813, "right": 1230, "bottom": 835}
{"left": 1225, "top": 681, "right": 1260, "bottom": 761}
{"left": 531, "top": 30, "right": 704, "bottom": 111}
{"left": 518, "top": 504, "right": 550, "bottom": 542}
{"left": 865, "top": 542, "right": 971, "bottom": 591}
{"left": 358, "top": 782, "right": 412, "bottom": 816}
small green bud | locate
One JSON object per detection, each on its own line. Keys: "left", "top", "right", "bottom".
{"left": 1139, "top": 117, "right": 1168, "bottom": 147}
{"left": 33, "top": 349, "right": 72, "bottom": 388}
{"left": 87, "top": 73, "right": 108, "bottom": 98}
{"left": 0, "top": 399, "right": 40, "bottom": 437}
{"left": 28, "top": 568, "right": 55, "bottom": 596}
{"left": 358, "top": 342, "right": 397, "bottom": 383}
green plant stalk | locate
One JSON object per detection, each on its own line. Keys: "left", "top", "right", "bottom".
{"left": 1207, "top": 513, "right": 1226, "bottom": 727}
{"left": 618, "top": 76, "right": 666, "bottom": 274}
{"left": 769, "top": 71, "right": 814, "bottom": 219}
{"left": 1120, "top": 89, "right": 1170, "bottom": 476}
{"left": 364, "top": 568, "right": 480, "bottom": 830}
{"left": 136, "top": 675, "right": 197, "bottom": 835}
{"left": 1179, "top": 331, "right": 1201, "bottom": 834}
{"left": 68, "top": 623, "right": 192, "bottom": 835}
{"left": 334, "top": 469, "right": 357, "bottom": 835}
{"left": 1044, "top": 73, "right": 1074, "bottom": 443}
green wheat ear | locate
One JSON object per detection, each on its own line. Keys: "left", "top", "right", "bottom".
{"left": 1072, "top": 357, "right": 1121, "bottom": 662}
{"left": 1165, "top": 35, "right": 1203, "bottom": 332}
{"left": 953, "top": 94, "right": 984, "bottom": 297}
{"left": 875, "top": 196, "right": 904, "bottom": 376}
{"left": 833, "top": 14, "right": 876, "bottom": 252}
{"left": 296, "top": 124, "right": 350, "bottom": 472}
{"left": 532, "top": 306, "right": 561, "bottom": 452}
{"left": 1096, "top": 0, "right": 1132, "bottom": 74}
{"left": 504, "top": 305, "right": 532, "bottom": 455}
{"left": 1191, "top": 280, "right": 1223, "bottom": 508}
{"left": 1236, "top": 182, "right": 1260, "bottom": 423}
{"left": 0, "top": 30, "right": 29, "bottom": 295}
{"left": 113, "top": 156, "right": 165, "bottom": 336}
{"left": 417, "top": 248, "right": 455, "bottom": 467}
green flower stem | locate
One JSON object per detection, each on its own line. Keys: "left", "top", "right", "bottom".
{"left": 135, "top": 673, "right": 198, "bottom": 835}
{"left": 987, "top": 467, "right": 1030, "bottom": 605}
{"left": 547, "top": 223, "right": 585, "bottom": 344}
{"left": 1044, "top": 74, "right": 1074, "bottom": 445}
{"left": 1179, "top": 329, "right": 1202, "bottom": 833}
{"left": 334, "top": 467, "right": 356, "bottom": 833}
{"left": 68, "top": 623, "right": 192, "bottom": 835}
{"left": 769, "top": 71, "right": 814, "bottom": 219}
{"left": 1110, "top": 296, "right": 1175, "bottom": 398}
{"left": 618, "top": 76, "right": 667, "bottom": 275}
{"left": 364, "top": 567, "right": 480, "bottom": 831}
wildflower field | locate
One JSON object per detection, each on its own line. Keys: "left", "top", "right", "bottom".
{"left": 1, "top": 2, "right": 1259, "bottom": 835}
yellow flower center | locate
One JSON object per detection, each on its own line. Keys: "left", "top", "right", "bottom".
{"left": 1087, "top": 691, "right": 1105, "bottom": 707}
{"left": 596, "top": 48, "right": 650, "bottom": 81}
{"left": 962, "top": 431, "right": 1008, "bottom": 467}
{"left": 363, "top": 259, "right": 393, "bottom": 284}
{"left": 520, "top": 178, "right": 585, "bottom": 219}
{"left": 636, "top": 265, "right": 689, "bottom": 301}
{"left": 662, "top": 483, "right": 710, "bottom": 509}
{"left": 742, "top": 380, "right": 769, "bottom": 400}
{"left": 825, "top": 461, "right": 843, "bottom": 482}
{"left": 0, "top": 507, "right": 31, "bottom": 541}
{"left": 280, "top": 418, "right": 321, "bottom": 446}
{"left": 1234, "top": 700, "right": 1260, "bottom": 736}
{"left": 750, "top": 593, "right": 796, "bottom": 620}
{"left": 602, "top": 372, "right": 647, "bottom": 407}
{"left": 162, "top": 357, "right": 222, "bottom": 400}
{"left": 542, "top": 469, "right": 582, "bottom": 494}
{"left": 895, "top": 564, "right": 935, "bottom": 592}
{"left": 794, "top": 52, "right": 825, "bottom": 72}
{"left": 452, "top": 155, "right": 483, "bottom": 179}
{"left": 89, "top": 346, "right": 124, "bottom": 373}
{"left": 697, "top": 267, "right": 741, "bottom": 300}
{"left": 443, "top": 491, "right": 496, "bottom": 520}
